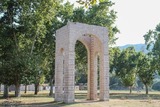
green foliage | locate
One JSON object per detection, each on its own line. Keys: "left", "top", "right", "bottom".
{"left": 144, "top": 23, "right": 160, "bottom": 73}
{"left": 137, "top": 52, "right": 155, "bottom": 86}
{"left": 72, "top": 1, "right": 119, "bottom": 45}
{"left": 121, "top": 73, "right": 136, "bottom": 87}
{"left": 143, "top": 23, "right": 160, "bottom": 94}
{"left": 75, "top": 41, "right": 87, "bottom": 84}
{"left": 111, "top": 47, "right": 137, "bottom": 92}
{"left": 0, "top": 0, "right": 27, "bottom": 86}
{"left": 0, "top": 0, "right": 61, "bottom": 95}
{"left": 77, "top": 0, "right": 106, "bottom": 8}
{"left": 109, "top": 73, "right": 123, "bottom": 90}
{"left": 109, "top": 47, "right": 121, "bottom": 73}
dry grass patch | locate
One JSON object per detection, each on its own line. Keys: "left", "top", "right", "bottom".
{"left": 0, "top": 91, "right": 54, "bottom": 106}
{"left": 0, "top": 90, "right": 160, "bottom": 107}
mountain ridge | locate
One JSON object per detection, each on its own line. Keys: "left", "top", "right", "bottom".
{"left": 118, "top": 43, "right": 148, "bottom": 53}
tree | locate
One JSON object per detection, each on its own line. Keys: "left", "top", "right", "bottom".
{"left": 0, "top": 0, "right": 60, "bottom": 97}
{"left": 137, "top": 52, "right": 155, "bottom": 94}
{"left": 143, "top": 23, "right": 160, "bottom": 94}
{"left": 109, "top": 47, "right": 121, "bottom": 73}
{"left": 72, "top": 1, "right": 119, "bottom": 45}
{"left": 0, "top": 0, "right": 26, "bottom": 97}
{"left": 144, "top": 23, "right": 160, "bottom": 74}
{"left": 114, "top": 47, "right": 137, "bottom": 94}
{"left": 109, "top": 47, "right": 122, "bottom": 90}
{"left": 46, "top": 2, "right": 74, "bottom": 96}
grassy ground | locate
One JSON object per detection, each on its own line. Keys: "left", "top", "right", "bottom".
{"left": 0, "top": 90, "right": 160, "bottom": 107}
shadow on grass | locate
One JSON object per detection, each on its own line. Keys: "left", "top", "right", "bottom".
{"left": 0, "top": 100, "right": 102, "bottom": 107}
{"left": 110, "top": 93, "right": 160, "bottom": 100}
{"left": 75, "top": 91, "right": 160, "bottom": 100}
{"left": 0, "top": 93, "right": 53, "bottom": 99}
{"left": 0, "top": 91, "right": 160, "bottom": 106}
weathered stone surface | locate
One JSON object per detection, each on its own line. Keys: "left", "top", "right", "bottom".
{"left": 55, "top": 22, "right": 109, "bottom": 103}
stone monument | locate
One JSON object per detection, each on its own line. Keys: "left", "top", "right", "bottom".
{"left": 55, "top": 22, "right": 109, "bottom": 103}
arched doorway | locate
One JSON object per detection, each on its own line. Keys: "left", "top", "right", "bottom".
{"left": 75, "top": 40, "right": 88, "bottom": 100}
{"left": 55, "top": 22, "right": 109, "bottom": 103}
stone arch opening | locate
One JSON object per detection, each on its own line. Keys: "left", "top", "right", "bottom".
{"left": 74, "top": 34, "right": 103, "bottom": 100}
{"left": 75, "top": 40, "right": 88, "bottom": 99}
{"left": 76, "top": 34, "right": 104, "bottom": 100}
{"left": 55, "top": 22, "right": 109, "bottom": 103}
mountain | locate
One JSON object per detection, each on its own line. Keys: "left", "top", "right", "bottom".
{"left": 119, "top": 44, "right": 148, "bottom": 53}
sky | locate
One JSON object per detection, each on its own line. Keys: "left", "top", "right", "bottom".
{"left": 67, "top": 0, "right": 160, "bottom": 46}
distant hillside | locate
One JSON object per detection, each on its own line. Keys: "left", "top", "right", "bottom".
{"left": 119, "top": 44, "right": 148, "bottom": 53}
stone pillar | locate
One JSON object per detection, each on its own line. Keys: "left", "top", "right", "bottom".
{"left": 99, "top": 50, "right": 109, "bottom": 101}
{"left": 87, "top": 50, "right": 91, "bottom": 100}
{"left": 63, "top": 51, "right": 75, "bottom": 103}
{"left": 94, "top": 54, "right": 98, "bottom": 97}
{"left": 89, "top": 37, "right": 97, "bottom": 100}
{"left": 55, "top": 52, "right": 64, "bottom": 102}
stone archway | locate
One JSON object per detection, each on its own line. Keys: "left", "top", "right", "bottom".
{"left": 55, "top": 22, "right": 109, "bottom": 103}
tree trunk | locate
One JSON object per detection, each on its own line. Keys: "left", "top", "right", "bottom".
{"left": 3, "top": 85, "right": 9, "bottom": 98}
{"left": 15, "top": 83, "right": 21, "bottom": 97}
{"left": 49, "top": 61, "right": 55, "bottom": 97}
{"left": 24, "top": 85, "right": 27, "bottom": 93}
{"left": 129, "top": 86, "right": 132, "bottom": 94}
{"left": 34, "top": 83, "right": 39, "bottom": 95}
{"left": 49, "top": 78, "right": 54, "bottom": 96}
{"left": 145, "top": 84, "right": 148, "bottom": 95}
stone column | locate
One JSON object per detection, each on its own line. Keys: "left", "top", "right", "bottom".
{"left": 87, "top": 50, "right": 91, "bottom": 100}
{"left": 89, "top": 37, "right": 97, "bottom": 100}
{"left": 55, "top": 52, "right": 64, "bottom": 102}
{"left": 63, "top": 51, "right": 75, "bottom": 103}
{"left": 99, "top": 50, "right": 109, "bottom": 101}
{"left": 94, "top": 54, "right": 98, "bottom": 97}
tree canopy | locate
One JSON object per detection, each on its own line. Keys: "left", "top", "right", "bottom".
{"left": 137, "top": 52, "right": 155, "bottom": 94}
{"left": 144, "top": 23, "right": 160, "bottom": 74}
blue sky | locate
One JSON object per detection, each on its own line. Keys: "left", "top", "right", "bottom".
{"left": 66, "top": 0, "right": 160, "bottom": 46}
